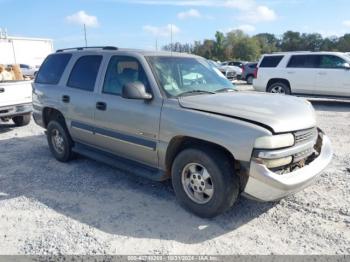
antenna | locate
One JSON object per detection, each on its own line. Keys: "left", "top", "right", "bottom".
{"left": 84, "top": 24, "right": 87, "bottom": 47}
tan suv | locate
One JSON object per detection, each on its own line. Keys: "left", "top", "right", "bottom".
{"left": 33, "top": 46, "right": 332, "bottom": 217}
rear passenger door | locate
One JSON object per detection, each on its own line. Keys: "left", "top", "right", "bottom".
{"left": 285, "top": 55, "right": 318, "bottom": 94}
{"left": 63, "top": 54, "right": 103, "bottom": 144}
{"left": 93, "top": 55, "right": 162, "bottom": 168}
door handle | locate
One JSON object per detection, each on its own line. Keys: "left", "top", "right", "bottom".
{"left": 318, "top": 72, "right": 327, "bottom": 75}
{"left": 96, "top": 101, "right": 107, "bottom": 111}
{"left": 287, "top": 71, "right": 295, "bottom": 74}
{"left": 62, "top": 95, "right": 70, "bottom": 103}
{"left": 0, "top": 88, "right": 4, "bottom": 93}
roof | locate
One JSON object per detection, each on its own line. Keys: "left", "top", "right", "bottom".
{"left": 266, "top": 51, "right": 346, "bottom": 56}
{"left": 55, "top": 46, "right": 199, "bottom": 58}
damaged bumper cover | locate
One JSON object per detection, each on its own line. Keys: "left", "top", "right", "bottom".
{"left": 243, "top": 131, "right": 333, "bottom": 201}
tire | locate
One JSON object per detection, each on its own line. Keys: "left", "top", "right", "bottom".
{"left": 171, "top": 147, "right": 239, "bottom": 218}
{"left": 267, "top": 82, "right": 291, "bottom": 95}
{"left": 47, "top": 120, "right": 74, "bottom": 162}
{"left": 246, "top": 75, "right": 254, "bottom": 85}
{"left": 12, "top": 113, "right": 31, "bottom": 126}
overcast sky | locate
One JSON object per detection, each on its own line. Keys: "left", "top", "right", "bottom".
{"left": 1, "top": 0, "right": 350, "bottom": 50}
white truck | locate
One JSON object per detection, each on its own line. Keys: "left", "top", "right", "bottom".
{"left": 0, "top": 81, "right": 32, "bottom": 126}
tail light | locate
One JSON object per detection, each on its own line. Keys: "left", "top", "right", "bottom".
{"left": 253, "top": 67, "right": 258, "bottom": 78}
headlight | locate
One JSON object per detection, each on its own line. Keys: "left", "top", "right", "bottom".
{"left": 254, "top": 133, "right": 294, "bottom": 149}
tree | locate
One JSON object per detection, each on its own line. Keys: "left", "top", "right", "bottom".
{"left": 162, "top": 42, "right": 193, "bottom": 53}
{"left": 232, "top": 37, "right": 260, "bottom": 61}
{"left": 254, "top": 33, "right": 280, "bottom": 54}
{"left": 300, "top": 33, "right": 323, "bottom": 51}
{"left": 163, "top": 30, "right": 350, "bottom": 61}
{"left": 280, "top": 31, "right": 303, "bottom": 51}
{"left": 337, "top": 34, "right": 350, "bottom": 52}
{"left": 320, "top": 36, "right": 338, "bottom": 51}
{"left": 223, "top": 30, "right": 248, "bottom": 59}
{"left": 214, "top": 31, "right": 225, "bottom": 61}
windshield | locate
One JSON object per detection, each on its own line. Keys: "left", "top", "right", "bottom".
{"left": 147, "top": 56, "right": 234, "bottom": 97}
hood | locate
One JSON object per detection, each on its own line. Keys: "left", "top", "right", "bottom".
{"left": 178, "top": 92, "right": 316, "bottom": 133}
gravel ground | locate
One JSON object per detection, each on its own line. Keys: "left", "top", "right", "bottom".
{"left": 0, "top": 86, "right": 349, "bottom": 255}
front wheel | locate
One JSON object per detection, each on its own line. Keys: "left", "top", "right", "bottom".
{"left": 171, "top": 147, "right": 239, "bottom": 218}
{"left": 267, "top": 82, "right": 291, "bottom": 95}
{"left": 12, "top": 113, "right": 31, "bottom": 126}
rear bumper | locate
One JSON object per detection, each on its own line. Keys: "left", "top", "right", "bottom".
{"left": 0, "top": 103, "right": 32, "bottom": 118}
{"left": 243, "top": 133, "right": 333, "bottom": 201}
{"left": 252, "top": 79, "right": 266, "bottom": 92}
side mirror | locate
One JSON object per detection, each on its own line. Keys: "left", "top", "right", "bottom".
{"left": 344, "top": 63, "right": 350, "bottom": 70}
{"left": 122, "top": 82, "right": 152, "bottom": 100}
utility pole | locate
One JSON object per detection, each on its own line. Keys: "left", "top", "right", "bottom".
{"left": 155, "top": 38, "right": 158, "bottom": 51}
{"left": 84, "top": 24, "right": 87, "bottom": 47}
{"left": 170, "top": 24, "right": 173, "bottom": 55}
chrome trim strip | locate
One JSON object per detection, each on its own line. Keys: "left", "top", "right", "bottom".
{"left": 71, "top": 125, "right": 94, "bottom": 135}
{"left": 95, "top": 132, "right": 155, "bottom": 151}
{"left": 257, "top": 139, "right": 316, "bottom": 159}
{"left": 71, "top": 121, "right": 157, "bottom": 151}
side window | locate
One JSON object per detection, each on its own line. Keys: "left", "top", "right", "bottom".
{"left": 103, "top": 56, "right": 150, "bottom": 96}
{"left": 35, "top": 54, "right": 72, "bottom": 84}
{"left": 259, "top": 56, "right": 284, "bottom": 68}
{"left": 319, "top": 55, "right": 347, "bottom": 69}
{"left": 67, "top": 55, "right": 102, "bottom": 91}
{"left": 287, "top": 55, "right": 318, "bottom": 68}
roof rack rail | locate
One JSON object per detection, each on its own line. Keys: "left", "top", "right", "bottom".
{"left": 56, "top": 46, "right": 118, "bottom": 53}
{"left": 272, "top": 51, "right": 312, "bottom": 54}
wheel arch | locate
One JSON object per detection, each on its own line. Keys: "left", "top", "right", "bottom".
{"left": 42, "top": 107, "right": 67, "bottom": 129}
{"left": 266, "top": 78, "right": 291, "bottom": 92}
{"left": 164, "top": 136, "right": 240, "bottom": 179}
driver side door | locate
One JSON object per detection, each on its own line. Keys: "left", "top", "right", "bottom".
{"left": 92, "top": 55, "right": 162, "bottom": 168}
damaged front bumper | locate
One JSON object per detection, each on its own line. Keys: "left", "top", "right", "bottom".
{"left": 243, "top": 131, "right": 333, "bottom": 201}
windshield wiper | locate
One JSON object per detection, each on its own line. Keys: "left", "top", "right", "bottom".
{"left": 178, "top": 90, "right": 216, "bottom": 97}
{"left": 215, "top": 87, "right": 236, "bottom": 93}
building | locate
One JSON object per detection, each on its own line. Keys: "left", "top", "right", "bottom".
{"left": 0, "top": 29, "right": 53, "bottom": 67}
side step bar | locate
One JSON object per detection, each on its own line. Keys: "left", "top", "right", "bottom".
{"left": 72, "top": 142, "right": 167, "bottom": 181}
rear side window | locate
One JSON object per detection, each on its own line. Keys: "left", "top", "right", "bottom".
{"left": 67, "top": 55, "right": 102, "bottom": 91}
{"left": 35, "top": 54, "right": 71, "bottom": 84}
{"left": 287, "top": 55, "right": 319, "bottom": 68}
{"left": 259, "top": 56, "right": 283, "bottom": 68}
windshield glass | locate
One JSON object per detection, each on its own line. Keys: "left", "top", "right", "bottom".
{"left": 147, "top": 56, "right": 234, "bottom": 97}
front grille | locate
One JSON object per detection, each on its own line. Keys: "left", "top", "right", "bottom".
{"left": 291, "top": 127, "right": 318, "bottom": 163}
{"left": 294, "top": 127, "right": 318, "bottom": 145}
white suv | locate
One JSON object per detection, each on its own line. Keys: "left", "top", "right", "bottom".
{"left": 253, "top": 52, "right": 350, "bottom": 98}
